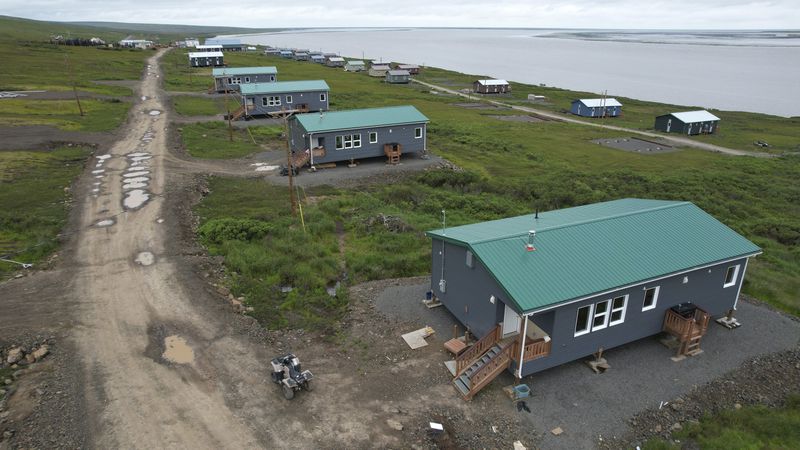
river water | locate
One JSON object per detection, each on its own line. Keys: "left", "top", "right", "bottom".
{"left": 226, "top": 28, "right": 800, "bottom": 117}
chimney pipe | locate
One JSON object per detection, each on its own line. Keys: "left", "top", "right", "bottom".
{"left": 535, "top": 208, "right": 539, "bottom": 219}
{"left": 526, "top": 230, "right": 536, "bottom": 252}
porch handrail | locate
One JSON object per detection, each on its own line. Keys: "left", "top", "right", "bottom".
{"left": 521, "top": 339, "right": 551, "bottom": 362}
{"left": 455, "top": 324, "right": 500, "bottom": 376}
{"left": 466, "top": 342, "right": 514, "bottom": 399}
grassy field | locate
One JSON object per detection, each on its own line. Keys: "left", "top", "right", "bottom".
{"left": 179, "top": 122, "right": 283, "bottom": 158}
{"left": 416, "top": 66, "right": 799, "bottom": 154}
{"left": 0, "top": 97, "right": 130, "bottom": 131}
{"left": 0, "top": 147, "right": 92, "bottom": 275}
{"left": 644, "top": 396, "right": 800, "bottom": 449}
{"left": 193, "top": 52, "right": 800, "bottom": 327}
{"left": 172, "top": 95, "right": 225, "bottom": 116}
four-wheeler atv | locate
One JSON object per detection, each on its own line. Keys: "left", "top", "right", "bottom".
{"left": 270, "top": 353, "right": 313, "bottom": 400}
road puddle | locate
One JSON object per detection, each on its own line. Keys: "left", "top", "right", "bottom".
{"left": 149, "top": 110, "right": 161, "bottom": 116}
{"left": 123, "top": 189, "right": 150, "bottom": 210}
{"left": 162, "top": 335, "right": 194, "bottom": 364}
{"left": 135, "top": 251, "right": 155, "bottom": 266}
{"left": 94, "top": 219, "right": 115, "bottom": 227}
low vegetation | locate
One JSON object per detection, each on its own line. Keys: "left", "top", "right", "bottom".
{"left": 172, "top": 95, "right": 225, "bottom": 116}
{"left": 178, "top": 122, "right": 282, "bottom": 159}
{"left": 0, "top": 147, "right": 92, "bottom": 275}
{"left": 644, "top": 396, "right": 800, "bottom": 449}
{"left": 0, "top": 97, "right": 130, "bottom": 132}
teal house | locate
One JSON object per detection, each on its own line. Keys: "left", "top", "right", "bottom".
{"left": 427, "top": 199, "right": 761, "bottom": 399}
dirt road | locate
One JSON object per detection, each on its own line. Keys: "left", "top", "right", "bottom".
{"left": 412, "top": 79, "right": 776, "bottom": 158}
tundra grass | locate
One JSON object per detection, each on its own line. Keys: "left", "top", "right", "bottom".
{"left": 172, "top": 95, "right": 225, "bottom": 116}
{"left": 0, "top": 147, "right": 91, "bottom": 275}
{"left": 179, "top": 122, "right": 282, "bottom": 159}
{"left": 0, "top": 98, "right": 130, "bottom": 132}
{"left": 644, "top": 396, "right": 800, "bottom": 449}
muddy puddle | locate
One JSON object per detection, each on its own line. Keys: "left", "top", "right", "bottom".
{"left": 162, "top": 335, "right": 194, "bottom": 364}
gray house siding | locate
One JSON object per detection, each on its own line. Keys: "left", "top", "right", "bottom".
{"left": 289, "top": 121, "right": 427, "bottom": 164}
{"left": 244, "top": 90, "right": 328, "bottom": 116}
{"left": 190, "top": 55, "right": 223, "bottom": 67}
{"left": 214, "top": 73, "right": 276, "bottom": 92}
{"left": 428, "top": 240, "right": 507, "bottom": 338}
{"left": 429, "top": 235, "right": 750, "bottom": 377}
{"left": 570, "top": 102, "right": 621, "bottom": 117}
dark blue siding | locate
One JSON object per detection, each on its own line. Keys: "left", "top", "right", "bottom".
{"left": 570, "top": 101, "right": 621, "bottom": 117}
{"left": 245, "top": 90, "right": 328, "bottom": 116}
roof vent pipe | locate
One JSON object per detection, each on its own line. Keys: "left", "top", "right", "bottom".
{"left": 535, "top": 208, "right": 539, "bottom": 219}
{"left": 526, "top": 230, "right": 536, "bottom": 252}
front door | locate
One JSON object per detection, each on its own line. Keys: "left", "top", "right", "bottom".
{"left": 666, "top": 118, "right": 672, "bottom": 132}
{"left": 502, "top": 303, "right": 520, "bottom": 337}
{"left": 314, "top": 136, "right": 325, "bottom": 148}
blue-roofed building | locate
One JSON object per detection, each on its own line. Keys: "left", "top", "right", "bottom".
{"left": 287, "top": 105, "right": 429, "bottom": 166}
{"left": 237, "top": 80, "right": 329, "bottom": 119}
{"left": 212, "top": 66, "right": 277, "bottom": 92}
{"left": 426, "top": 199, "right": 761, "bottom": 399}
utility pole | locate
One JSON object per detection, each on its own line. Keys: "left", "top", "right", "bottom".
{"left": 64, "top": 52, "right": 84, "bottom": 116}
{"left": 283, "top": 108, "right": 297, "bottom": 216}
{"left": 223, "top": 80, "right": 234, "bottom": 142}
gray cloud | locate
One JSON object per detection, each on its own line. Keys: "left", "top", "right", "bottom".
{"left": 4, "top": 0, "right": 799, "bottom": 28}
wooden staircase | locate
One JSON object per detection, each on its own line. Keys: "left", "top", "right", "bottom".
{"left": 290, "top": 147, "right": 327, "bottom": 170}
{"left": 663, "top": 304, "right": 710, "bottom": 357}
{"left": 384, "top": 143, "right": 402, "bottom": 164}
{"left": 229, "top": 105, "right": 247, "bottom": 121}
{"left": 452, "top": 325, "right": 515, "bottom": 400}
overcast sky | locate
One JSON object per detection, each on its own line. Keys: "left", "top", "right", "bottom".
{"left": 5, "top": 0, "right": 799, "bottom": 29}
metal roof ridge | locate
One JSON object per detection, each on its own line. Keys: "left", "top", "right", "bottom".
{"left": 467, "top": 200, "right": 691, "bottom": 246}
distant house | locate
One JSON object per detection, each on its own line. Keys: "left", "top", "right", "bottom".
{"left": 189, "top": 51, "right": 224, "bottom": 67}
{"left": 194, "top": 44, "right": 223, "bottom": 53}
{"left": 237, "top": 80, "right": 330, "bottom": 119}
{"left": 474, "top": 79, "right": 510, "bottom": 94}
{"left": 368, "top": 64, "right": 391, "bottom": 77}
{"left": 264, "top": 48, "right": 281, "bottom": 56}
{"left": 570, "top": 98, "right": 623, "bottom": 118}
{"left": 396, "top": 64, "right": 420, "bottom": 75}
{"left": 279, "top": 50, "right": 293, "bottom": 58}
{"left": 311, "top": 55, "right": 326, "bottom": 64}
{"left": 326, "top": 56, "right": 346, "bottom": 67}
{"left": 119, "top": 39, "right": 153, "bottom": 49}
{"left": 288, "top": 105, "right": 429, "bottom": 166}
{"left": 294, "top": 52, "right": 310, "bottom": 61}
{"left": 344, "top": 60, "right": 366, "bottom": 72}
{"left": 212, "top": 66, "right": 277, "bottom": 92}
{"left": 654, "top": 110, "right": 720, "bottom": 135}
{"left": 205, "top": 38, "right": 244, "bottom": 52}
{"left": 184, "top": 38, "right": 200, "bottom": 48}
{"left": 427, "top": 199, "right": 760, "bottom": 399}
{"left": 386, "top": 70, "right": 411, "bottom": 84}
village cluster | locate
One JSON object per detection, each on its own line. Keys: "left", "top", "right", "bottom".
{"left": 176, "top": 37, "right": 758, "bottom": 400}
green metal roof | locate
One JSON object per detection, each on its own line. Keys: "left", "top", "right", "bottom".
{"left": 293, "top": 105, "right": 429, "bottom": 133}
{"left": 212, "top": 66, "right": 277, "bottom": 77}
{"left": 426, "top": 199, "right": 761, "bottom": 313}
{"left": 240, "top": 80, "right": 329, "bottom": 95}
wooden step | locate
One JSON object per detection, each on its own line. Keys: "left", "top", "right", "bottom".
{"left": 453, "top": 377, "right": 470, "bottom": 397}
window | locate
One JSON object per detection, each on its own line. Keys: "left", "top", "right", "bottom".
{"left": 465, "top": 250, "right": 473, "bottom": 268}
{"left": 335, "top": 134, "right": 361, "bottom": 150}
{"left": 592, "top": 300, "right": 610, "bottom": 331}
{"left": 320, "top": 93, "right": 327, "bottom": 102}
{"left": 286, "top": 95, "right": 293, "bottom": 104}
{"left": 226, "top": 77, "right": 232, "bottom": 84}
{"left": 244, "top": 77, "right": 250, "bottom": 83}
{"left": 262, "top": 96, "right": 280, "bottom": 107}
{"left": 723, "top": 265, "right": 740, "bottom": 288}
{"left": 609, "top": 295, "right": 627, "bottom": 326}
{"left": 261, "top": 97, "right": 268, "bottom": 107}
{"left": 414, "top": 127, "right": 423, "bottom": 139}
{"left": 575, "top": 305, "right": 593, "bottom": 337}
{"left": 369, "top": 132, "right": 377, "bottom": 143}
{"left": 642, "top": 286, "right": 659, "bottom": 311}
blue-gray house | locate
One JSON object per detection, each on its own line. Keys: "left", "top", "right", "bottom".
{"left": 237, "top": 80, "right": 329, "bottom": 119}
{"left": 570, "top": 98, "right": 622, "bottom": 117}
{"left": 655, "top": 110, "right": 721, "bottom": 135}
{"left": 212, "top": 66, "right": 277, "bottom": 92}
{"left": 287, "top": 105, "right": 429, "bottom": 166}
{"left": 426, "top": 199, "right": 761, "bottom": 399}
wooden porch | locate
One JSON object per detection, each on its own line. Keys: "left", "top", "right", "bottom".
{"left": 451, "top": 320, "right": 551, "bottom": 400}
{"left": 291, "top": 146, "right": 326, "bottom": 169}
{"left": 384, "top": 143, "right": 402, "bottom": 165}
{"left": 662, "top": 304, "right": 710, "bottom": 357}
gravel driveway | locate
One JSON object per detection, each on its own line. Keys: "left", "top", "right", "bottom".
{"left": 375, "top": 279, "right": 800, "bottom": 449}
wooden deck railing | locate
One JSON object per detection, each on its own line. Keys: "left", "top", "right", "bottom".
{"left": 522, "top": 339, "right": 551, "bottom": 361}
{"left": 455, "top": 325, "right": 500, "bottom": 376}
{"left": 465, "top": 342, "right": 514, "bottom": 400}
{"left": 663, "top": 307, "right": 710, "bottom": 340}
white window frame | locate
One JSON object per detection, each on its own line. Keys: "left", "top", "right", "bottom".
{"left": 352, "top": 133, "right": 361, "bottom": 148}
{"left": 369, "top": 131, "right": 377, "bottom": 143}
{"left": 414, "top": 127, "right": 423, "bottom": 139}
{"left": 642, "top": 286, "right": 659, "bottom": 311}
{"left": 723, "top": 265, "right": 740, "bottom": 288}
{"left": 574, "top": 304, "right": 593, "bottom": 337}
{"left": 343, "top": 134, "right": 353, "bottom": 149}
{"left": 609, "top": 295, "right": 628, "bottom": 326}
{"left": 320, "top": 93, "right": 327, "bottom": 102}
{"left": 266, "top": 96, "right": 281, "bottom": 107}
{"left": 244, "top": 77, "right": 250, "bottom": 83}
{"left": 261, "top": 97, "right": 268, "bottom": 107}
{"left": 335, "top": 135, "right": 344, "bottom": 150}
{"left": 465, "top": 250, "right": 473, "bottom": 268}
{"left": 286, "top": 95, "right": 293, "bottom": 104}
{"left": 591, "top": 300, "right": 610, "bottom": 331}
{"left": 336, "top": 134, "right": 361, "bottom": 150}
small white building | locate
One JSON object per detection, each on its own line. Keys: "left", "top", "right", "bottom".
{"left": 119, "top": 39, "right": 154, "bottom": 49}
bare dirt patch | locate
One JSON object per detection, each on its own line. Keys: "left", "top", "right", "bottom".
{"left": 490, "top": 114, "right": 547, "bottom": 123}
{"left": 0, "top": 125, "right": 115, "bottom": 151}
{"left": 592, "top": 136, "right": 680, "bottom": 154}
{"left": 453, "top": 102, "right": 507, "bottom": 110}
